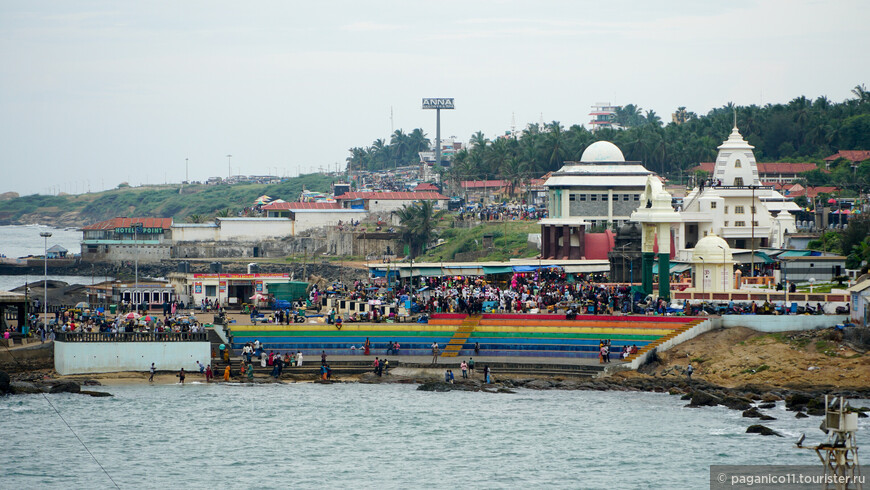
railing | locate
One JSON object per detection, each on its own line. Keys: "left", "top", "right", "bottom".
{"left": 55, "top": 331, "right": 208, "bottom": 342}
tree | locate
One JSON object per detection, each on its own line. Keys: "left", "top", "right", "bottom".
{"left": 187, "top": 214, "right": 207, "bottom": 223}
{"left": 395, "top": 200, "right": 445, "bottom": 258}
{"left": 852, "top": 83, "right": 869, "bottom": 104}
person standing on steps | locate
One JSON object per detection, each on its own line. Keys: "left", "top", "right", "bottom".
{"left": 223, "top": 364, "right": 231, "bottom": 381}
{"left": 205, "top": 364, "right": 213, "bottom": 383}
{"left": 474, "top": 342, "right": 480, "bottom": 356}
{"left": 364, "top": 338, "right": 371, "bottom": 356}
{"left": 149, "top": 362, "right": 156, "bottom": 382}
{"left": 247, "top": 360, "right": 254, "bottom": 382}
{"left": 460, "top": 360, "right": 468, "bottom": 379}
{"left": 468, "top": 358, "right": 475, "bottom": 377}
{"left": 431, "top": 342, "right": 439, "bottom": 365}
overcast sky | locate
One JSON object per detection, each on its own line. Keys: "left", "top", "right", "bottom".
{"left": 1, "top": 0, "right": 868, "bottom": 196}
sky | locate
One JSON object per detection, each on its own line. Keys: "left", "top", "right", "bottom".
{"left": 1, "top": 0, "right": 868, "bottom": 196}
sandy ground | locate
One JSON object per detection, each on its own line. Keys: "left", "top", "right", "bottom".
{"left": 651, "top": 326, "right": 870, "bottom": 389}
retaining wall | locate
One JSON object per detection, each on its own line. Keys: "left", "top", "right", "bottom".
{"left": 54, "top": 341, "right": 211, "bottom": 375}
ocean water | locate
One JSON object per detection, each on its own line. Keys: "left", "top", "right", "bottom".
{"left": 0, "top": 224, "right": 113, "bottom": 291}
{"left": 0, "top": 224, "right": 82, "bottom": 259}
{"left": 2, "top": 383, "right": 866, "bottom": 489}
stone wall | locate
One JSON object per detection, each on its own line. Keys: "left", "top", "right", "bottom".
{"left": 171, "top": 237, "right": 324, "bottom": 259}
{"left": 54, "top": 341, "right": 211, "bottom": 374}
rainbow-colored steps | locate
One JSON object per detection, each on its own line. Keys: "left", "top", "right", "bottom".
{"left": 227, "top": 313, "right": 698, "bottom": 360}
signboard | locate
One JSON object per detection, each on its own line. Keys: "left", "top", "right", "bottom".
{"left": 193, "top": 273, "right": 290, "bottom": 279}
{"left": 194, "top": 282, "right": 202, "bottom": 294}
{"left": 256, "top": 281, "right": 263, "bottom": 292}
{"left": 219, "top": 281, "right": 226, "bottom": 294}
{"left": 115, "top": 226, "right": 164, "bottom": 234}
{"left": 422, "top": 98, "right": 455, "bottom": 110}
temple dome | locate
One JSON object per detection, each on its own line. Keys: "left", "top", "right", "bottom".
{"left": 691, "top": 234, "right": 732, "bottom": 263}
{"left": 580, "top": 141, "right": 625, "bottom": 163}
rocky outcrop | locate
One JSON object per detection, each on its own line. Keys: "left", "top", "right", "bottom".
{"left": 0, "top": 370, "right": 9, "bottom": 394}
{"left": 746, "top": 425, "right": 782, "bottom": 437}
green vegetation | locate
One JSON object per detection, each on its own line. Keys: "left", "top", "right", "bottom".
{"left": 395, "top": 201, "right": 446, "bottom": 258}
{"left": 807, "top": 216, "right": 870, "bottom": 271}
{"left": 415, "top": 221, "right": 539, "bottom": 262}
{"left": 741, "top": 364, "right": 770, "bottom": 374}
{"left": 0, "top": 173, "right": 333, "bottom": 224}
{"left": 346, "top": 128, "right": 431, "bottom": 171}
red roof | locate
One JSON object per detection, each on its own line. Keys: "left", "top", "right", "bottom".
{"left": 414, "top": 183, "right": 440, "bottom": 191}
{"left": 262, "top": 202, "right": 340, "bottom": 210}
{"left": 824, "top": 150, "right": 870, "bottom": 163}
{"left": 461, "top": 180, "right": 507, "bottom": 189}
{"left": 82, "top": 217, "right": 173, "bottom": 231}
{"left": 336, "top": 191, "right": 448, "bottom": 200}
{"left": 784, "top": 185, "right": 839, "bottom": 198}
{"left": 693, "top": 162, "right": 823, "bottom": 174}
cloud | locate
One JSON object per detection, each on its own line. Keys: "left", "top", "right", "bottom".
{"left": 341, "top": 21, "right": 403, "bottom": 32}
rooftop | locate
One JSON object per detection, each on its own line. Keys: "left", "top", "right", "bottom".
{"left": 336, "top": 191, "right": 448, "bottom": 201}
{"left": 82, "top": 217, "right": 173, "bottom": 231}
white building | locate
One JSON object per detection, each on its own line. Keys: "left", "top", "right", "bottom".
{"left": 262, "top": 202, "right": 366, "bottom": 235}
{"left": 172, "top": 218, "right": 294, "bottom": 242}
{"left": 676, "top": 125, "right": 799, "bottom": 259}
{"left": 336, "top": 191, "right": 448, "bottom": 214}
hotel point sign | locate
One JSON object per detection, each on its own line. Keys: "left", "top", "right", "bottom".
{"left": 422, "top": 98, "right": 455, "bottom": 110}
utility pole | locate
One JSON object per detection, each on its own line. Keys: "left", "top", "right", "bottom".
{"left": 227, "top": 154, "right": 232, "bottom": 180}
{"left": 185, "top": 158, "right": 189, "bottom": 183}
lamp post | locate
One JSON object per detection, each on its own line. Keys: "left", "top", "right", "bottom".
{"left": 134, "top": 223, "right": 141, "bottom": 313}
{"left": 698, "top": 256, "right": 705, "bottom": 297}
{"left": 40, "top": 231, "right": 51, "bottom": 329}
{"left": 716, "top": 244, "right": 727, "bottom": 290}
{"left": 227, "top": 154, "right": 232, "bottom": 180}
{"left": 750, "top": 185, "right": 757, "bottom": 277}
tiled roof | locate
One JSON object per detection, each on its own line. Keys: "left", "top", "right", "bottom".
{"left": 693, "top": 162, "right": 822, "bottom": 174}
{"left": 461, "top": 180, "right": 507, "bottom": 189}
{"left": 414, "top": 183, "right": 440, "bottom": 191}
{"left": 824, "top": 150, "right": 870, "bottom": 162}
{"left": 262, "top": 201, "right": 340, "bottom": 210}
{"left": 82, "top": 217, "right": 173, "bottom": 231}
{"left": 336, "top": 191, "right": 448, "bottom": 200}
{"left": 784, "top": 185, "right": 839, "bottom": 198}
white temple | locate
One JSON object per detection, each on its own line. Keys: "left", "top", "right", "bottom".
{"left": 676, "top": 123, "right": 799, "bottom": 260}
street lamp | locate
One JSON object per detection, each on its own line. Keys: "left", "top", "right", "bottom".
{"left": 716, "top": 244, "right": 727, "bottom": 290}
{"left": 39, "top": 231, "right": 51, "bottom": 330}
{"left": 227, "top": 154, "right": 233, "bottom": 180}
{"left": 698, "top": 256, "right": 705, "bottom": 297}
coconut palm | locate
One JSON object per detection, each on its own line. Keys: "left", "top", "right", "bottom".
{"left": 396, "top": 200, "right": 445, "bottom": 257}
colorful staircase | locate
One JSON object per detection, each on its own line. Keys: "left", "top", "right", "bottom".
{"left": 623, "top": 318, "right": 705, "bottom": 363}
{"left": 442, "top": 314, "right": 480, "bottom": 357}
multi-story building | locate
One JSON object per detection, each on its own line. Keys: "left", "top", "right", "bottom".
{"left": 588, "top": 102, "right": 621, "bottom": 132}
{"left": 81, "top": 217, "right": 173, "bottom": 263}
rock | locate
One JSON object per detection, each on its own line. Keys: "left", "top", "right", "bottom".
{"left": 742, "top": 407, "right": 762, "bottom": 418}
{"left": 746, "top": 425, "right": 783, "bottom": 437}
{"left": 80, "top": 390, "right": 113, "bottom": 397}
{"left": 757, "top": 402, "right": 776, "bottom": 409}
{"left": 786, "top": 392, "right": 813, "bottom": 411}
{"left": 680, "top": 392, "right": 693, "bottom": 400}
{"left": 668, "top": 388, "right": 684, "bottom": 395}
{"left": 687, "top": 390, "right": 722, "bottom": 407}
{"left": 759, "top": 415, "right": 777, "bottom": 421}
{"left": 82, "top": 379, "right": 102, "bottom": 386}
{"left": 761, "top": 393, "right": 782, "bottom": 403}
{"left": 48, "top": 381, "right": 81, "bottom": 394}
{"left": 555, "top": 380, "right": 581, "bottom": 390}
{"left": 795, "top": 412, "right": 809, "bottom": 419}
{"left": 722, "top": 396, "right": 753, "bottom": 411}
{"left": 0, "top": 371, "right": 9, "bottom": 394}
{"left": 524, "top": 379, "right": 553, "bottom": 390}
{"left": 807, "top": 406, "right": 826, "bottom": 416}
{"left": 416, "top": 381, "right": 473, "bottom": 392}
{"left": 10, "top": 381, "right": 41, "bottom": 394}
{"left": 496, "top": 388, "right": 516, "bottom": 394}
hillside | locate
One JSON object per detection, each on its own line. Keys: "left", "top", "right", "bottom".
{"left": 0, "top": 173, "right": 334, "bottom": 227}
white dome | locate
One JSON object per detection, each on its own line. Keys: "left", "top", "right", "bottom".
{"left": 692, "top": 234, "right": 732, "bottom": 263}
{"left": 580, "top": 141, "right": 625, "bottom": 163}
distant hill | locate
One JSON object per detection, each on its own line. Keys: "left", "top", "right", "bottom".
{"left": 0, "top": 173, "right": 335, "bottom": 227}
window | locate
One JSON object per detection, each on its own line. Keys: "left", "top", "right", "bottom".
{"left": 735, "top": 159, "right": 742, "bottom": 168}
{"left": 206, "top": 285, "right": 217, "bottom": 297}
{"left": 710, "top": 202, "right": 717, "bottom": 209}
{"left": 750, "top": 206, "right": 756, "bottom": 214}
{"left": 734, "top": 177, "right": 744, "bottom": 186}
{"left": 735, "top": 206, "right": 745, "bottom": 214}
{"left": 633, "top": 194, "right": 640, "bottom": 201}
{"left": 601, "top": 194, "right": 608, "bottom": 201}
{"left": 724, "top": 221, "right": 729, "bottom": 227}
{"left": 724, "top": 206, "right": 729, "bottom": 214}
{"left": 734, "top": 221, "right": 746, "bottom": 227}
{"left": 752, "top": 221, "right": 759, "bottom": 227}
{"left": 703, "top": 231, "right": 708, "bottom": 237}
{"left": 579, "top": 194, "right": 586, "bottom": 202}
{"left": 569, "top": 194, "right": 576, "bottom": 202}
{"left": 590, "top": 194, "right": 597, "bottom": 201}
{"left": 622, "top": 194, "right": 630, "bottom": 201}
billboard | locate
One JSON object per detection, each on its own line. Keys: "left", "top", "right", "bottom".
{"left": 422, "top": 98, "right": 455, "bottom": 110}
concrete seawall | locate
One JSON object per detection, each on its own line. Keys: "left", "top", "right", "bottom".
{"left": 54, "top": 341, "right": 211, "bottom": 375}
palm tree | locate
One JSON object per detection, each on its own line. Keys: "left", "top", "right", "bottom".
{"left": 396, "top": 201, "right": 445, "bottom": 257}
{"left": 470, "top": 131, "right": 489, "bottom": 149}
{"left": 851, "top": 84, "right": 869, "bottom": 103}
{"left": 216, "top": 208, "right": 233, "bottom": 218}
{"left": 408, "top": 128, "right": 431, "bottom": 155}
{"left": 187, "top": 214, "right": 207, "bottom": 223}
{"left": 390, "top": 129, "right": 410, "bottom": 167}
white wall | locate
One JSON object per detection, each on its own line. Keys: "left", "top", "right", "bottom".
{"left": 294, "top": 210, "right": 367, "bottom": 234}
{"left": 172, "top": 224, "right": 219, "bottom": 242}
{"left": 368, "top": 199, "right": 445, "bottom": 214}
{"left": 216, "top": 218, "right": 293, "bottom": 241}
{"left": 54, "top": 341, "right": 212, "bottom": 375}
